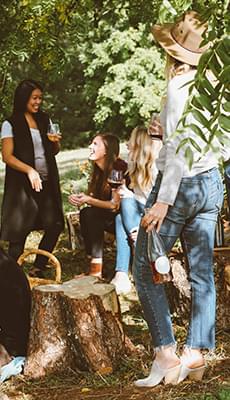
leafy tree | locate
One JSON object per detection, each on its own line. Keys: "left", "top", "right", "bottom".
{"left": 79, "top": 23, "right": 165, "bottom": 135}
{"left": 0, "top": 0, "right": 229, "bottom": 149}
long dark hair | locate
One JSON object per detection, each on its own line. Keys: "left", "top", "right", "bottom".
{"left": 88, "top": 133, "right": 120, "bottom": 199}
{"left": 12, "top": 79, "right": 43, "bottom": 115}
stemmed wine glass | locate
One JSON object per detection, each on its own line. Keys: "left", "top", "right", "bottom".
{"left": 107, "top": 170, "right": 123, "bottom": 189}
{"left": 148, "top": 113, "right": 163, "bottom": 140}
{"left": 47, "top": 122, "right": 61, "bottom": 142}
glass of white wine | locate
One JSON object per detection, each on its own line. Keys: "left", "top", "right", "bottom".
{"left": 47, "top": 122, "right": 61, "bottom": 142}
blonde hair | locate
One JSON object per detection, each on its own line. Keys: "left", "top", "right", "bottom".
{"left": 165, "top": 54, "right": 196, "bottom": 80}
{"left": 128, "top": 126, "right": 161, "bottom": 193}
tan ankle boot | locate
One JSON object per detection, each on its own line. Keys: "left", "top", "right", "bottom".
{"left": 89, "top": 262, "right": 102, "bottom": 277}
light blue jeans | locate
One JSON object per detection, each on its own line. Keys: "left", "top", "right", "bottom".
{"left": 133, "top": 168, "right": 223, "bottom": 350}
{"left": 115, "top": 197, "right": 145, "bottom": 273}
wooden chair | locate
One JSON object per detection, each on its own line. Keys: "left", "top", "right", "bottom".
{"left": 17, "top": 248, "right": 62, "bottom": 289}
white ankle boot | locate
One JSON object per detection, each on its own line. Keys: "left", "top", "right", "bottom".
{"left": 135, "top": 360, "right": 181, "bottom": 387}
{"left": 178, "top": 348, "right": 205, "bottom": 383}
{"left": 110, "top": 271, "right": 132, "bottom": 295}
{"left": 178, "top": 363, "right": 205, "bottom": 383}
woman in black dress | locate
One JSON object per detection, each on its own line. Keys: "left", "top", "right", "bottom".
{"left": 0, "top": 79, "right": 64, "bottom": 277}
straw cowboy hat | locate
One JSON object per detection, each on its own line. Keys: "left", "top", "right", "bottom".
{"left": 152, "top": 11, "right": 210, "bottom": 66}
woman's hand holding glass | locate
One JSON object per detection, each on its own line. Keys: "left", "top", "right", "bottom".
{"left": 47, "top": 123, "right": 62, "bottom": 142}
{"left": 111, "top": 188, "right": 121, "bottom": 211}
{"left": 68, "top": 192, "right": 90, "bottom": 207}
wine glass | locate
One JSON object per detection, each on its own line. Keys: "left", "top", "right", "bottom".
{"left": 107, "top": 170, "right": 123, "bottom": 189}
{"left": 148, "top": 113, "right": 163, "bottom": 140}
{"left": 47, "top": 122, "right": 61, "bottom": 142}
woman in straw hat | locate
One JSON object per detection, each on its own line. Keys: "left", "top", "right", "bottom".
{"left": 133, "top": 11, "right": 224, "bottom": 387}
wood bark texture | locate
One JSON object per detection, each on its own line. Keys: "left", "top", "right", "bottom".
{"left": 165, "top": 250, "right": 230, "bottom": 329}
{"left": 24, "top": 276, "right": 125, "bottom": 378}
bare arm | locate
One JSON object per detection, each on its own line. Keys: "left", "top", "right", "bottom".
{"left": 52, "top": 141, "right": 60, "bottom": 155}
{"left": 49, "top": 134, "right": 61, "bottom": 155}
{"left": 2, "top": 137, "right": 42, "bottom": 192}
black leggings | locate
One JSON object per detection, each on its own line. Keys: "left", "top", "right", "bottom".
{"left": 8, "top": 182, "right": 63, "bottom": 269}
{"left": 0, "top": 248, "right": 31, "bottom": 356}
{"left": 80, "top": 206, "right": 115, "bottom": 259}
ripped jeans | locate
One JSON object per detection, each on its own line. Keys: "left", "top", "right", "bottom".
{"left": 115, "top": 197, "right": 145, "bottom": 273}
{"left": 133, "top": 168, "right": 223, "bottom": 350}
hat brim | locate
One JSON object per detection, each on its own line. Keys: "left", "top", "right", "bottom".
{"left": 152, "top": 24, "right": 202, "bottom": 66}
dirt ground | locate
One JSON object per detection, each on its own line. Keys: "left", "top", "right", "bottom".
{"left": 0, "top": 225, "right": 230, "bottom": 400}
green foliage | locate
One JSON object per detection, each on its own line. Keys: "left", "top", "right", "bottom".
{"left": 152, "top": 0, "right": 230, "bottom": 162}
{"left": 80, "top": 24, "right": 165, "bottom": 133}
{"left": 176, "top": 36, "right": 230, "bottom": 158}
{"left": 0, "top": 0, "right": 229, "bottom": 149}
{"left": 0, "top": 0, "right": 79, "bottom": 117}
{"left": 60, "top": 160, "right": 91, "bottom": 213}
{"left": 217, "top": 389, "right": 230, "bottom": 400}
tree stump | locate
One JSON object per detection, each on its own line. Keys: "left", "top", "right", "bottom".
{"left": 24, "top": 276, "right": 125, "bottom": 379}
{"left": 65, "top": 211, "right": 82, "bottom": 250}
{"left": 65, "top": 211, "right": 115, "bottom": 251}
{"left": 213, "top": 248, "right": 230, "bottom": 330}
{"left": 165, "top": 250, "right": 230, "bottom": 329}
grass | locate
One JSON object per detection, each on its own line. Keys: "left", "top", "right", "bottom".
{"left": 1, "top": 229, "right": 229, "bottom": 399}
{"left": 0, "top": 152, "right": 230, "bottom": 399}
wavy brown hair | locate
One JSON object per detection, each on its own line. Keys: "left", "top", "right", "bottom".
{"left": 88, "top": 134, "right": 120, "bottom": 200}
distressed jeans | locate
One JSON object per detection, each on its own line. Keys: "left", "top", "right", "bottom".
{"left": 133, "top": 168, "right": 223, "bottom": 350}
{"left": 115, "top": 197, "right": 145, "bottom": 273}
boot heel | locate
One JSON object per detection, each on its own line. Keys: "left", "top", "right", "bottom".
{"left": 164, "top": 364, "right": 181, "bottom": 385}
{"left": 188, "top": 366, "right": 205, "bottom": 381}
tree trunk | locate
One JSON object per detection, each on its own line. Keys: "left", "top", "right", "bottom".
{"left": 24, "top": 276, "right": 126, "bottom": 379}
{"left": 165, "top": 251, "right": 230, "bottom": 329}
{"left": 213, "top": 248, "right": 230, "bottom": 330}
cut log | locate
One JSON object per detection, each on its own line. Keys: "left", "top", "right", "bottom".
{"left": 165, "top": 251, "right": 230, "bottom": 329}
{"left": 165, "top": 256, "right": 191, "bottom": 326}
{"left": 65, "top": 211, "right": 115, "bottom": 251}
{"left": 213, "top": 249, "right": 230, "bottom": 329}
{"left": 65, "top": 211, "right": 82, "bottom": 250}
{"left": 24, "top": 276, "right": 125, "bottom": 379}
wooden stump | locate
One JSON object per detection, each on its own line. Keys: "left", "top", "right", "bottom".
{"left": 65, "top": 211, "right": 115, "bottom": 251}
{"left": 24, "top": 276, "right": 125, "bottom": 378}
{"left": 213, "top": 248, "right": 230, "bottom": 330}
{"left": 165, "top": 250, "right": 230, "bottom": 329}
{"left": 65, "top": 211, "right": 82, "bottom": 250}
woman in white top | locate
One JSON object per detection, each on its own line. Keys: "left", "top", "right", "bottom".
{"left": 133, "top": 12, "right": 224, "bottom": 387}
{"left": 111, "top": 126, "right": 161, "bottom": 295}
{"left": 0, "top": 79, "right": 64, "bottom": 276}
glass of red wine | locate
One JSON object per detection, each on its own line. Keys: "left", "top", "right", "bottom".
{"left": 148, "top": 113, "right": 163, "bottom": 141}
{"left": 107, "top": 170, "right": 123, "bottom": 189}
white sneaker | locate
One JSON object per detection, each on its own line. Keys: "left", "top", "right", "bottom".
{"left": 110, "top": 271, "right": 132, "bottom": 295}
